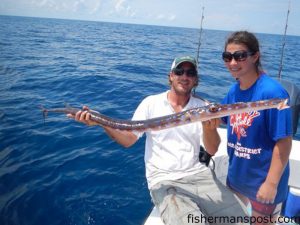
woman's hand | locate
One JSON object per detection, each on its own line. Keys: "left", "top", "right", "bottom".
{"left": 256, "top": 181, "right": 277, "bottom": 204}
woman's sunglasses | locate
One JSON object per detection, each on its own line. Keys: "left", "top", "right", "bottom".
{"left": 222, "top": 51, "right": 255, "bottom": 62}
{"left": 173, "top": 68, "right": 197, "bottom": 77}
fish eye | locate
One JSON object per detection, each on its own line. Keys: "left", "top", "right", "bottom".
{"left": 208, "top": 104, "right": 220, "bottom": 112}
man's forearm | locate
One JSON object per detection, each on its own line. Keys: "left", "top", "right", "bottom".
{"left": 103, "top": 126, "right": 138, "bottom": 148}
{"left": 202, "top": 127, "right": 221, "bottom": 156}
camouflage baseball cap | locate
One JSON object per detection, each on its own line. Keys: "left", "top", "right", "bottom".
{"left": 170, "top": 56, "right": 198, "bottom": 72}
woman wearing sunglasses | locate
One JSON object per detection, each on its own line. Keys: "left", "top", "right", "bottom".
{"left": 221, "top": 31, "right": 292, "bottom": 224}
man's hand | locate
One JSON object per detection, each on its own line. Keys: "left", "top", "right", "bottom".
{"left": 202, "top": 118, "right": 221, "bottom": 156}
{"left": 202, "top": 118, "right": 221, "bottom": 130}
{"left": 67, "top": 106, "right": 99, "bottom": 126}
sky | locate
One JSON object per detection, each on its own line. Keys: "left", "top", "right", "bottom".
{"left": 0, "top": 0, "right": 299, "bottom": 36}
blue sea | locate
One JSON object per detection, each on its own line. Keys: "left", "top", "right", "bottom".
{"left": 0, "top": 15, "right": 299, "bottom": 225}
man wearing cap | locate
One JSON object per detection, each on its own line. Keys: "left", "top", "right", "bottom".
{"left": 72, "top": 56, "right": 249, "bottom": 225}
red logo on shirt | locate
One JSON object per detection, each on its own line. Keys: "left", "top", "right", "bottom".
{"left": 230, "top": 111, "right": 260, "bottom": 140}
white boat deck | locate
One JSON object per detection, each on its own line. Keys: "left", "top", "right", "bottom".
{"left": 144, "top": 128, "right": 300, "bottom": 225}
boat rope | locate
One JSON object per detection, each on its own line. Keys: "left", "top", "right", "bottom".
{"left": 278, "top": 0, "right": 291, "bottom": 80}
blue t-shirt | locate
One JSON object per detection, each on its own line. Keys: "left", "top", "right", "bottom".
{"left": 222, "top": 74, "right": 292, "bottom": 203}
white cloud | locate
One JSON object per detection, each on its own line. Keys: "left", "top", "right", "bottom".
{"left": 103, "top": 0, "right": 136, "bottom": 18}
{"left": 72, "top": 0, "right": 102, "bottom": 14}
{"left": 168, "top": 14, "right": 176, "bottom": 21}
{"left": 36, "top": 0, "right": 49, "bottom": 7}
{"left": 32, "top": 0, "right": 57, "bottom": 9}
{"left": 115, "top": 0, "right": 126, "bottom": 12}
{"left": 156, "top": 14, "right": 164, "bottom": 20}
{"left": 30, "top": 0, "right": 103, "bottom": 14}
{"left": 156, "top": 13, "right": 176, "bottom": 22}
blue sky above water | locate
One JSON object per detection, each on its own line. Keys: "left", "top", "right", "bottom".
{"left": 0, "top": 0, "right": 299, "bottom": 36}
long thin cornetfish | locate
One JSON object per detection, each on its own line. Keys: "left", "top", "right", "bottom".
{"left": 41, "top": 98, "right": 289, "bottom": 131}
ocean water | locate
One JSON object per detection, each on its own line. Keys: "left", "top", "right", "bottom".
{"left": 0, "top": 15, "right": 299, "bottom": 225}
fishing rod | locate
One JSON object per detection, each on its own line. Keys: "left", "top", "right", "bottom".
{"left": 196, "top": 6, "right": 205, "bottom": 64}
{"left": 276, "top": 0, "right": 300, "bottom": 136}
{"left": 278, "top": 0, "right": 291, "bottom": 80}
{"left": 193, "top": 6, "right": 210, "bottom": 103}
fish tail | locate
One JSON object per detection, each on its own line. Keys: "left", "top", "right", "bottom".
{"left": 39, "top": 105, "right": 48, "bottom": 124}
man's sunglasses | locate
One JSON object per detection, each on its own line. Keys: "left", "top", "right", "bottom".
{"left": 222, "top": 51, "right": 255, "bottom": 62}
{"left": 173, "top": 68, "right": 197, "bottom": 77}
